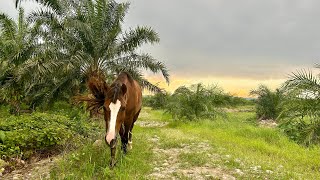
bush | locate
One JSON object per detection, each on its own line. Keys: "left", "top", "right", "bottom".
{"left": 279, "top": 118, "right": 320, "bottom": 146}
{"left": 278, "top": 68, "right": 320, "bottom": 146}
{"left": 250, "top": 85, "right": 284, "bottom": 120}
{"left": 143, "top": 92, "right": 170, "bottom": 109}
{"left": 0, "top": 111, "right": 100, "bottom": 159}
{"left": 164, "top": 83, "right": 227, "bottom": 120}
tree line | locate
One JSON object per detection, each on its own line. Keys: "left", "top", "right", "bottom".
{"left": 0, "top": 0, "right": 169, "bottom": 114}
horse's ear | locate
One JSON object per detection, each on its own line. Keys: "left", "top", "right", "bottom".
{"left": 121, "top": 84, "right": 127, "bottom": 95}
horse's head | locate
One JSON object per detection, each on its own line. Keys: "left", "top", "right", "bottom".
{"left": 84, "top": 74, "right": 128, "bottom": 146}
{"left": 103, "top": 82, "right": 127, "bottom": 146}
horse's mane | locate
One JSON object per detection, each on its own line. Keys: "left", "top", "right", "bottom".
{"left": 76, "top": 72, "right": 133, "bottom": 113}
{"left": 76, "top": 72, "right": 108, "bottom": 114}
{"left": 108, "top": 72, "right": 132, "bottom": 103}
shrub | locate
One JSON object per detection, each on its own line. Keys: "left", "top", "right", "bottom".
{"left": 164, "top": 83, "right": 227, "bottom": 120}
{"left": 278, "top": 69, "right": 320, "bottom": 145}
{"left": 250, "top": 85, "right": 284, "bottom": 120}
{"left": 0, "top": 111, "right": 99, "bottom": 159}
{"left": 143, "top": 92, "right": 170, "bottom": 109}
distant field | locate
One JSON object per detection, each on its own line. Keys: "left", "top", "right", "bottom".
{"left": 50, "top": 107, "right": 320, "bottom": 179}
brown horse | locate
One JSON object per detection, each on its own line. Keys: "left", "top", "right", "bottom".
{"left": 85, "top": 72, "right": 142, "bottom": 167}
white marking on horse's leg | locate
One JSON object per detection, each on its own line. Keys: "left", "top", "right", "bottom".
{"left": 128, "top": 140, "right": 132, "bottom": 150}
{"left": 106, "top": 100, "right": 121, "bottom": 144}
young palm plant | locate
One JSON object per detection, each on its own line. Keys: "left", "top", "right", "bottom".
{"left": 280, "top": 67, "right": 320, "bottom": 145}
{"left": 250, "top": 85, "right": 284, "bottom": 120}
{"left": 165, "top": 83, "right": 226, "bottom": 121}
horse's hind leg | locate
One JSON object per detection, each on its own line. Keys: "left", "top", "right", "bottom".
{"left": 128, "top": 109, "right": 141, "bottom": 150}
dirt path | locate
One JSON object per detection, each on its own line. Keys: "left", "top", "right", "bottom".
{"left": 147, "top": 134, "right": 236, "bottom": 180}
{"left": 134, "top": 119, "right": 236, "bottom": 180}
{"left": 1, "top": 156, "right": 61, "bottom": 180}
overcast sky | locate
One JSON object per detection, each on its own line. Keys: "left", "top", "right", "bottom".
{"left": 1, "top": 0, "right": 320, "bottom": 96}
{"left": 121, "top": 0, "right": 320, "bottom": 78}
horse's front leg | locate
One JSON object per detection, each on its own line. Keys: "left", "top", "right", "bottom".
{"left": 120, "top": 123, "right": 129, "bottom": 154}
{"left": 109, "top": 138, "right": 117, "bottom": 168}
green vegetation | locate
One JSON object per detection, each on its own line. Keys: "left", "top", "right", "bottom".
{"left": 144, "top": 83, "right": 253, "bottom": 121}
{"left": 0, "top": 0, "right": 169, "bottom": 113}
{"left": 165, "top": 84, "right": 227, "bottom": 120}
{"left": 279, "top": 68, "right": 320, "bottom": 146}
{"left": 250, "top": 85, "right": 284, "bottom": 120}
{"left": 1, "top": 0, "right": 320, "bottom": 179}
{"left": 50, "top": 125, "right": 154, "bottom": 179}
{"left": 0, "top": 103, "right": 101, "bottom": 160}
{"left": 50, "top": 108, "right": 320, "bottom": 179}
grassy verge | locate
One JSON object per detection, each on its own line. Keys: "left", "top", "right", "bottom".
{"left": 50, "top": 126, "right": 156, "bottom": 179}
{"left": 50, "top": 107, "right": 320, "bottom": 179}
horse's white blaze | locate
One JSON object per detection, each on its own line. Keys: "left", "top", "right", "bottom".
{"left": 106, "top": 100, "right": 121, "bottom": 144}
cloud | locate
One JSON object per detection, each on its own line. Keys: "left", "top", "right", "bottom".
{"left": 0, "top": 1, "right": 39, "bottom": 20}
{"left": 122, "top": 0, "right": 320, "bottom": 79}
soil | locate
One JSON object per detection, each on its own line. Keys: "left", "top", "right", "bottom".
{"left": 1, "top": 156, "right": 61, "bottom": 180}
{"left": 258, "top": 119, "right": 278, "bottom": 128}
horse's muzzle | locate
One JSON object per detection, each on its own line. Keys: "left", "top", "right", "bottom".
{"left": 105, "top": 135, "right": 117, "bottom": 148}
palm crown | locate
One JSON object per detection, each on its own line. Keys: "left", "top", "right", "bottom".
{"left": 1, "top": 0, "right": 169, "bottom": 109}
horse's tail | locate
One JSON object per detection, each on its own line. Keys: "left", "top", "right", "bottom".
{"left": 75, "top": 74, "right": 109, "bottom": 114}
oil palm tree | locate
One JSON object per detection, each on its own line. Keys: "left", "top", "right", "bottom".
{"left": 281, "top": 67, "right": 320, "bottom": 145}
{"left": 0, "top": 8, "right": 41, "bottom": 113}
{"left": 23, "top": 0, "right": 169, "bottom": 106}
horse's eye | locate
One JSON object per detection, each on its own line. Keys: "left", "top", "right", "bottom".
{"left": 120, "top": 106, "right": 125, "bottom": 111}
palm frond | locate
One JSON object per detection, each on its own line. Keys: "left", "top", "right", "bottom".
{"left": 285, "top": 69, "right": 320, "bottom": 93}
{"left": 117, "top": 26, "right": 160, "bottom": 55}
{"left": 0, "top": 13, "right": 17, "bottom": 41}
{"left": 113, "top": 53, "right": 169, "bottom": 84}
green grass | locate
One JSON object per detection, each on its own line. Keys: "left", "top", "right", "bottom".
{"left": 178, "top": 152, "right": 208, "bottom": 167}
{"left": 50, "top": 126, "right": 156, "bottom": 180}
{"left": 50, "top": 107, "right": 320, "bottom": 179}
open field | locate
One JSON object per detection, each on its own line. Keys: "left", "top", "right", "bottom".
{"left": 45, "top": 107, "right": 320, "bottom": 179}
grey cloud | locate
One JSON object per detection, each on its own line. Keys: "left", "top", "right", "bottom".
{"left": 122, "top": 0, "right": 320, "bottom": 79}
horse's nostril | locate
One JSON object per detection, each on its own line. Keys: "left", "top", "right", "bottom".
{"left": 105, "top": 135, "right": 117, "bottom": 147}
